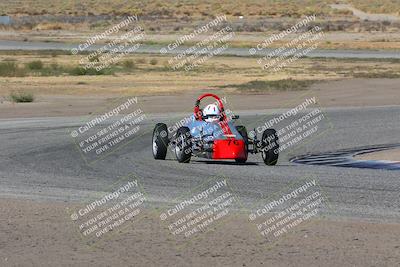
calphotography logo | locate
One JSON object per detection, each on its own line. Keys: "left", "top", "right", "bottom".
{"left": 68, "top": 175, "right": 147, "bottom": 245}
{"left": 249, "top": 178, "right": 330, "bottom": 243}
{"left": 161, "top": 15, "right": 235, "bottom": 71}
{"left": 246, "top": 95, "right": 333, "bottom": 157}
{"left": 72, "top": 15, "right": 145, "bottom": 71}
{"left": 159, "top": 176, "right": 239, "bottom": 242}
{"left": 70, "top": 97, "right": 147, "bottom": 164}
{"left": 249, "top": 15, "right": 325, "bottom": 71}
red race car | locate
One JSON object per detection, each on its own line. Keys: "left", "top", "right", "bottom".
{"left": 152, "top": 93, "right": 279, "bottom": 165}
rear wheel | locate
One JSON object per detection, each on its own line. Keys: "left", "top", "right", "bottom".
{"left": 175, "top": 127, "right": 192, "bottom": 163}
{"left": 235, "top": 125, "right": 248, "bottom": 163}
{"left": 261, "top": 129, "right": 279, "bottom": 165}
{"left": 152, "top": 123, "right": 168, "bottom": 160}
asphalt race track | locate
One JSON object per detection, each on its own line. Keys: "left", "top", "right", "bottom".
{"left": 1, "top": 40, "right": 400, "bottom": 59}
{"left": 1, "top": 106, "right": 399, "bottom": 223}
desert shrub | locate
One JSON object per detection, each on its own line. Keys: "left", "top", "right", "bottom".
{"left": 10, "top": 91, "right": 34, "bottom": 103}
{"left": 0, "top": 62, "right": 25, "bottom": 76}
{"left": 122, "top": 59, "right": 136, "bottom": 69}
{"left": 136, "top": 58, "right": 146, "bottom": 64}
{"left": 68, "top": 66, "right": 112, "bottom": 75}
{"left": 88, "top": 54, "right": 100, "bottom": 62}
{"left": 26, "top": 60, "right": 43, "bottom": 70}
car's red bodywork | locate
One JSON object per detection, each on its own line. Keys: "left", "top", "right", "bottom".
{"left": 194, "top": 93, "right": 247, "bottom": 161}
{"left": 213, "top": 139, "right": 247, "bottom": 160}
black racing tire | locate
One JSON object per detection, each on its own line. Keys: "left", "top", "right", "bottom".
{"left": 261, "top": 129, "right": 279, "bottom": 166}
{"left": 175, "top": 126, "right": 192, "bottom": 163}
{"left": 152, "top": 123, "right": 168, "bottom": 160}
{"left": 235, "top": 125, "right": 248, "bottom": 163}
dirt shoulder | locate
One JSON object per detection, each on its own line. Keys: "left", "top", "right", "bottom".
{"left": 1, "top": 51, "right": 400, "bottom": 118}
{"left": 1, "top": 78, "right": 400, "bottom": 118}
{"left": 357, "top": 148, "right": 400, "bottom": 162}
{"left": 0, "top": 197, "right": 399, "bottom": 266}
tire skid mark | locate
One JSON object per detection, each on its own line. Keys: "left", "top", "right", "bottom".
{"left": 290, "top": 143, "right": 400, "bottom": 170}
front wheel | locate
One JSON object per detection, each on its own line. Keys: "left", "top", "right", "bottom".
{"left": 261, "top": 129, "right": 279, "bottom": 166}
{"left": 152, "top": 123, "right": 168, "bottom": 160}
{"left": 175, "top": 127, "right": 192, "bottom": 163}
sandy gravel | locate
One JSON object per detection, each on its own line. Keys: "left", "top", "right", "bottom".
{"left": 357, "top": 148, "right": 400, "bottom": 162}
{"left": 0, "top": 198, "right": 399, "bottom": 266}
{"left": 1, "top": 78, "right": 400, "bottom": 118}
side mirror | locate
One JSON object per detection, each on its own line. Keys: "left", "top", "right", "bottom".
{"left": 231, "top": 115, "right": 239, "bottom": 120}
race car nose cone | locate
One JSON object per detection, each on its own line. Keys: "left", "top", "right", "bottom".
{"left": 212, "top": 139, "right": 247, "bottom": 160}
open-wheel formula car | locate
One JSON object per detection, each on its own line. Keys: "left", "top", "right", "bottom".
{"left": 152, "top": 93, "right": 279, "bottom": 165}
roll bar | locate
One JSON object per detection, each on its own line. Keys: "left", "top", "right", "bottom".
{"left": 194, "top": 93, "right": 226, "bottom": 121}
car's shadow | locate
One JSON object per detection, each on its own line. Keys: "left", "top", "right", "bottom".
{"left": 194, "top": 160, "right": 259, "bottom": 166}
{"left": 164, "top": 158, "right": 292, "bottom": 167}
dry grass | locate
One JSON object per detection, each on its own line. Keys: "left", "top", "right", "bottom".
{"left": 0, "top": 0, "right": 328, "bottom": 17}
{"left": 348, "top": 0, "right": 400, "bottom": 14}
{"left": 217, "top": 79, "right": 316, "bottom": 92}
{"left": 0, "top": 51, "right": 399, "bottom": 97}
{"left": 352, "top": 71, "right": 400, "bottom": 78}
{"left": 1, "top": 0, "right": 399, "bottom": 18}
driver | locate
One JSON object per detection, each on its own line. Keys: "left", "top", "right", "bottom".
{"left": 203, "top": 104, "right": 221, "bottom": 123}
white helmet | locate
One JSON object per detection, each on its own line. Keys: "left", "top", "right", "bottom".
{"left": 203, "top": 104, "right": 221, "bottom": 122}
